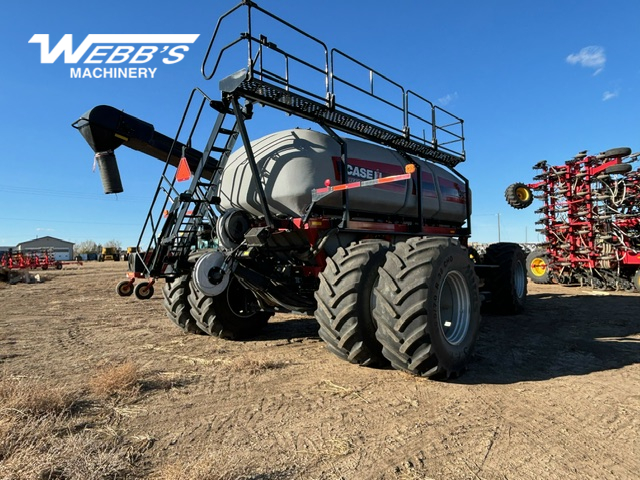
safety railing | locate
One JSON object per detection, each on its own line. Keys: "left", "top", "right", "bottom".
{"left": 201, "top": 0, "right": 465, "bottom": 165}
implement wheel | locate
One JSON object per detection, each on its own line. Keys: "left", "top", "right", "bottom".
{"left": 483, "top": 243, "right": 527, "bottom": 314}
{"left": 315, "top": 240, "right": 390, "bottom": 367}
{"left": 162, "top": 275, "right": 204, "bottom": 334}
{"left": 188, "top": 277, "right": 272, "bottom": 339}
{"left": 601, "top": 147, "right": 632, "bottom": 159}
{"left": 603, "top": 163, "right": 632, "bottom": 175}
{"left": 373, "top": 237, "right": 481, "bottom": 379}
{"left": 134, "top": 281, "right": 154, "bottom": 300}
{"left": 116, "top": 280, "right": 134, "bottom": 297}
{"left": 526, "top": 249, "right": 551, "bottom": 284}
{"left": 505, "top": 182, "right": 534, "bottom": 209}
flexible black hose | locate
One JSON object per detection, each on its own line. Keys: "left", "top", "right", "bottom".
{"left": 95, "top": 151, "right": 123, "bottom": 194}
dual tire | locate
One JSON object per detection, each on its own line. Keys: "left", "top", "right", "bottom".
{"left": 159, "top": 238, "right": 522, "bottom": 378}
{"left": 162, "top": 276, "right": 203, "bottom": 334}
{"left": 483, "top": 243, "right": 527, "bottom": 314}
{"left": 314, "top": 240, "right": 390, "bottom": 367}
{"left": 188, "top": 276, "right": 272, "bottom": 339}
{"left": 373, "top": 238, "right": 481, "bottom": 378}
{"left": 315, "top": 237, "right": 481, "bottom": 378}
{"left": 161, "top": 274, "right": 271, "bottom": 339}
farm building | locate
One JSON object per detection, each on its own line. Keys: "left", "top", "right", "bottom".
{"left": 16, "top": 236, "right": 74, "bottom": 261}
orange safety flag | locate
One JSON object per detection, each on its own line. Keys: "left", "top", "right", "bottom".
{"left": 176, "top": 157, "right": 192, "bottom": 182}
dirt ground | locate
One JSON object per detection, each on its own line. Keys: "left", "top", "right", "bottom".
{"left": 1, "top": 261, "right": 639, "bottom": 479}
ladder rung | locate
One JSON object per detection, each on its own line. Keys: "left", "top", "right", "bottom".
{"left": 210, "top": 146, "right": 229, "bottom": 154}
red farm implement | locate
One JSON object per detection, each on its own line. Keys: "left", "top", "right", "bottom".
{"left": 506, "top": 147, "right": 640, "bottom": 292}
{"left": 0, "top": 250, "right": 63, "bottom": 270}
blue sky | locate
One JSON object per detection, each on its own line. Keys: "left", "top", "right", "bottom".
{"left": 1, "top": 0, "right": 639, "bottom": 248}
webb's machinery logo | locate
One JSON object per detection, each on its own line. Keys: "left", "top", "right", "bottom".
{"left": 28, "top": 34, "right": 200, "bottom": 79}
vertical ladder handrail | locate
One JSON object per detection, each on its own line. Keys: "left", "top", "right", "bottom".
{"left": 202, "top": 2, "right": 247, "bottom": 80}
{"left": 134, "top": 88, "right": 206, "bottom": 275}
{"left": 134, "top": 89, "right": 240, "bottom": 275}
{"left": 165, "top": 100, "right": 235, "bottom": 254}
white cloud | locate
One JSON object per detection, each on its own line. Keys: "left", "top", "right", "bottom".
{"left": 566, "top": 46, "right": 606, "bottom": 75}
{"left": 602, "top": 90, "right": 619, "bottom": 101}
{"left": 438, "top": 92, "right": 458, "bottom": 106}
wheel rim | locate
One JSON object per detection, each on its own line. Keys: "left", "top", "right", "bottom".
{"left": 438, "top": 270, "right": 471, "bottom": 345}
{"left": 515, "top": 186, "right": 530, "bottom": 202}
{"left": 514, "top": 260, "right": 526, "bottom": 298}
{"left": 530, "top": 257, "right": 547, "bottom": 276}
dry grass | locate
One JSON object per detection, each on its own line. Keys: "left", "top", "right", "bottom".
{"left": 0, "top": 417, "right": 139, "bottom": 480}
{"left": 0, "top": 370, "right": 148, "bottom": 479}
{"left": 89, "top": 361, "right": 141, "bottom": 397}
{"left": 0, "top": 375, "right": 76, "bottom": 417}
{"left": 231, "top": 358, "right": 290, "bottom": 375}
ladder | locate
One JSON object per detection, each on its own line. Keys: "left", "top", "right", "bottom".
{"left": 134, "top": 91, "right": 240, "bottom": 277}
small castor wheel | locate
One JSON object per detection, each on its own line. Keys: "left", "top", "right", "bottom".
{"left": 116, "top": 280, "right": 134, "bottom": 297}
{"left": 134, "top": 281, "right": 155, "bottom": 300}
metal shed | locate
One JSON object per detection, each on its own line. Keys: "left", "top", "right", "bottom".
{"left": 17, "top": 236, "right": 74, "bottom": 261}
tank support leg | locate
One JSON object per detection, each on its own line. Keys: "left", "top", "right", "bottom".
{"left": 229, "top": 95, "right": 274, "bottom": 229}
{"left": 320, "top": 124, "right": 350, "bottom": 228}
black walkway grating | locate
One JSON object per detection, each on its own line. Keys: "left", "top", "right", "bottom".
{"left": 230, "top": 78, "right": 464, "bottom": 169}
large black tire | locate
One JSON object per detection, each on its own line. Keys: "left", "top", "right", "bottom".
{"left": 505, "top": 182, "right": 534, "bottom": 209}
{"left": 314, "top": 240, "right": 390, "bottom": 367}
{"left": 601, "top": 147, "right": 632, "bottom": 159}
{"left": 162, "top": 275, "right": 204, "bottom": 334}
{"left": 633, "top": 270, "right": 640, "bottom": 293}
{"left": 373, "top": 237, "right": 481, "bottom": 379}
{"left": 482, "top": 243, "right": 527, "bottom": 314}
{"left": 188, "top": 276, "right": 272, "bottom": 339}
{"left": 603, "top": 163, "right": 632, "bottom": 175}
{"left": 526, "top": 249, "right": 551, "bottom": 284}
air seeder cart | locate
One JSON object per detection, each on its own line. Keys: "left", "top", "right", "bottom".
{"left": 74, "top": 1, "right": 527, "bottom": 378}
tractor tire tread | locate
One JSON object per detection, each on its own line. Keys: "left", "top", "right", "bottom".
{"left": 162, "top": 276, "right": 204, "bottom": 334}
{"left": 314, "top": 240, "right": 390, "bottom": 367}
{"left": 373, "top": 237, "right": 480, "bottom": 378}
